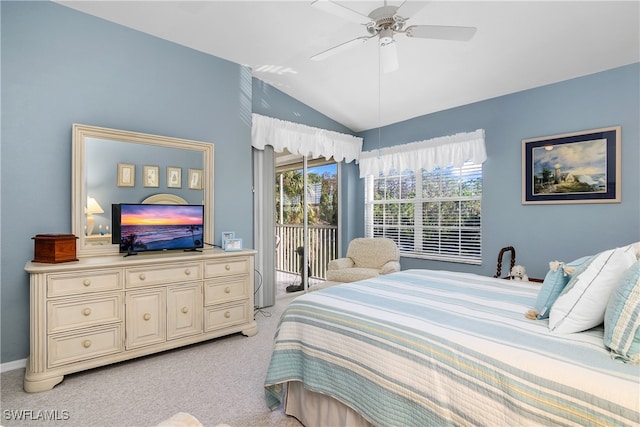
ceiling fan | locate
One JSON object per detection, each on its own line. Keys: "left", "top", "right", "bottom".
{"left": 310, "top": 0, "right": 477, "bottom": 73}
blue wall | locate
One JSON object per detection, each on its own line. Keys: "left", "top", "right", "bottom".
{"left": 1, "top": 1, "right": 357, "bottom": 365}
{"left": 357, "top": 63, "right": 640, "bottom": 279}
{"left": 2, "top": 0, "right": 638, "bottom": 365}
{"left": 252, "top": 79, "right": 352, "bottom": 134}
{"left": 1, "top": 1, "right": 256, "bottom": 363}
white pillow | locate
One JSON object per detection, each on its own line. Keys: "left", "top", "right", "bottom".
{"left": 549, "top": 245, "right": 637, "bottom": 333}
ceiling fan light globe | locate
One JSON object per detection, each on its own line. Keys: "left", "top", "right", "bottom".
{"left": 380, "top": 41, "right": 399, "bottom": 73}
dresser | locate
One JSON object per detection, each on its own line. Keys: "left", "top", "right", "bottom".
{"left": 24, "top": 248, "right": 257, "bottom": 392}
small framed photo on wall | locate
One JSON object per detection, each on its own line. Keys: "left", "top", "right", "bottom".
{"left": 188, "top": 168, "right": 203, "bottom": 190}
{"left": 143, "top": 165, "right": 160, "bottom": 188}
{"left": 117, "top": 163, "right": 135, "bottom": 187}
{"left": 167, "top": 166, "right": 182, "bottom": 188}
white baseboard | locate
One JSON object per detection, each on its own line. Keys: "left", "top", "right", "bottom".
{"left": 1, "top": 358, "right": 26, "bottom": 373}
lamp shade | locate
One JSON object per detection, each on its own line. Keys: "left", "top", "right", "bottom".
{"left": 85, "top": 197, "right": 103, "bottom": 236}
{"left": 86, "top": 197, "right": 104, "bottom": 215}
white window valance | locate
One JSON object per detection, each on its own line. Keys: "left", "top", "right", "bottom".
{"left": 358, "top": 129, "right": 486, "bottom": 178}
{"left": 251, "top": 113, "right": 362, "bottom": 163}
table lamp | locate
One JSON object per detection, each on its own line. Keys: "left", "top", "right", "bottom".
{"left": 85, "top": 197, "right": 104, "bottom": 236}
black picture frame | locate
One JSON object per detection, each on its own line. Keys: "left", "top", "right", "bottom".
{"left": 522, "top": 126, "right": 621, "bottom": 204}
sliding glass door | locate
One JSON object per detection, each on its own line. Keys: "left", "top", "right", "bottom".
{"left": 275, "top": 158, "right": 339, "bottom": 293}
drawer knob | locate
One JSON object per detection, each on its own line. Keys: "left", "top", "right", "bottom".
{"left": 181, "top": 306, "right": 189, "bottom": 314}
{"left": 224, "top": 311, "right": 231, "bottom": 319}
{"left": 143, "top": 313, "right": 151, "bottom": 321}
{"left": 225, "top": 264, "right": 231, "bottom": 271}
{"left": 139, "top": 274, "right": 146, "bottom": 281}
{"left": 184, "top": 269, "right": 191, "bottom": 276}
{"left": 224, "top": 287, "right": 231, "bottom": 294}
{"left": 82, "top": 308, "right": 92, "bottom": 316}
{"left": 82, "top": 340, "right": 92, "bottom": 348}
{"left": 83, "top": 279, "right": 91, "bottom": 287}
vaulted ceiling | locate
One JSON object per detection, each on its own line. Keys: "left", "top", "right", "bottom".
{"left": 57, "top": 1, "right": 639, "bottom": 132}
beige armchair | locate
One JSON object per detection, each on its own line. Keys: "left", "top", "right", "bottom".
{"left": 326, "top": 237, "right": 401, "bottom": 283}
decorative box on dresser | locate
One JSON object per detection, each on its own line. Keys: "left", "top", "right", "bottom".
{"left": 24, "top": 248, "right": 257, "bottom": 392}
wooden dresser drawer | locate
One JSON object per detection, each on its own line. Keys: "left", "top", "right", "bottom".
{"left": 204, "top": 277, "right": 248, "bottom": 306}
{"left": 125, "top": 263, "right": 202, "bottom": 288}
{"left": 47, "top": 294, "right": 122, "bottom": 334}
{"left": 204, "top": 302, "right": 249, "bottom": 332}
{"left": 48, "top": 325, "right": 122, "bottom": 368}
{"left": 47, "top": 269, "right": 121, "bottom": 297}
{"left": 204, "top": 257, "right": 250, "bottom": 278}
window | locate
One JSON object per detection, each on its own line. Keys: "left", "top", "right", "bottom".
{"left": 276, "top": 160, "right": 338, "bottom": 226}
{"left": 365, "top": 162, "right": 482, "bottom": 264}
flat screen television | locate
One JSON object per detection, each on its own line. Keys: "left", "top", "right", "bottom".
{"left": 112, "top": 203, "right": 204, "bottom": 255}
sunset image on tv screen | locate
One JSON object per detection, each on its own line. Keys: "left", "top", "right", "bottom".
{"left": 119, "top": 204, "right": 204, "bottom": 253}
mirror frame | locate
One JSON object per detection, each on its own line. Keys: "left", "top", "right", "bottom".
{"left": 72, "top": 124, "right": 214, "bottom": 258}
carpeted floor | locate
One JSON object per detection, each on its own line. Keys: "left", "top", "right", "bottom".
{"left": 275, "top": 271, "right": 325, "bottom": 296}
{"left": 0, "top": 294, "right": 302, "bottom": 427}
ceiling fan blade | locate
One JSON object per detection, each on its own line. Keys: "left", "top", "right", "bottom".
{"left": 405, "top": 25, "right": 477, "bottom": 41}
{"left": 311, "top": 36, "right": 373, "bottom": 61}
{"left": 311, "top": 0, "right": 372, "bottom": 24}
{"left": 380, "top": 41, "right": 399, "bottom": 73}
{"left": 395, "top": 0, "right": 429, "bottom": 19}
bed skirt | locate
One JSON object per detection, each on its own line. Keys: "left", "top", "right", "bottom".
{"left": 285, "top": 381, "right": 373, "bottom": 427}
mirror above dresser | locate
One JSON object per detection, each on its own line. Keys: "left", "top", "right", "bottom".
{"left": 71, "top": 124, "right": 214, "bottom": 258}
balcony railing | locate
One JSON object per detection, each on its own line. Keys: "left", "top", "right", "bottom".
{"left": 275, "top": 224, "right": 338, "bottom": 280}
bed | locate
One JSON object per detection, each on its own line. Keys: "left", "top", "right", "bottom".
{"left": 264, "top": 269, "right": 640, "bottom": 426}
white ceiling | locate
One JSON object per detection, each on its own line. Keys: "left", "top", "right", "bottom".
{"left": 56, "top": 1, "right": 639, "bottom": 132}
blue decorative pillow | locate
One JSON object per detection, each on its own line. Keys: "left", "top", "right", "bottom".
{"left": 533, "top": 256, "right": 590, "bottom": 319}
{"left": 604, "top": 261, "right": 640, "bottom": 363}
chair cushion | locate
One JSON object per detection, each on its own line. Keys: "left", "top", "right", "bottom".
{"left": 327, "top": 257, "right": 354, "bottom": 270}
{"left": 347, "top": 238, "right": 399, "bottom": 269}
{"left": 326, "top": 267, "right": 380, "bottom": 283}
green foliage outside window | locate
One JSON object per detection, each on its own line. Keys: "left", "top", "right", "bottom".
{"left": 366, "top": 162, "right": 482, "bottom": 264}
{"left": 276, "top": 164, "right": 338, "bottom": 226}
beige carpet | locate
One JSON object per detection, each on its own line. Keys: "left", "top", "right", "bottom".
{"left": 0, "top": 294, "right": 302, "bottom": 427}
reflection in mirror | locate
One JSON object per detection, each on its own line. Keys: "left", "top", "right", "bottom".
{"left": 72, "top": 124, "right": 214, "bottom": 258}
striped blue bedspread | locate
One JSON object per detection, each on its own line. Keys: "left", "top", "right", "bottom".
{"left": 264, "top": 269, "right": 640, "bottom": 426}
